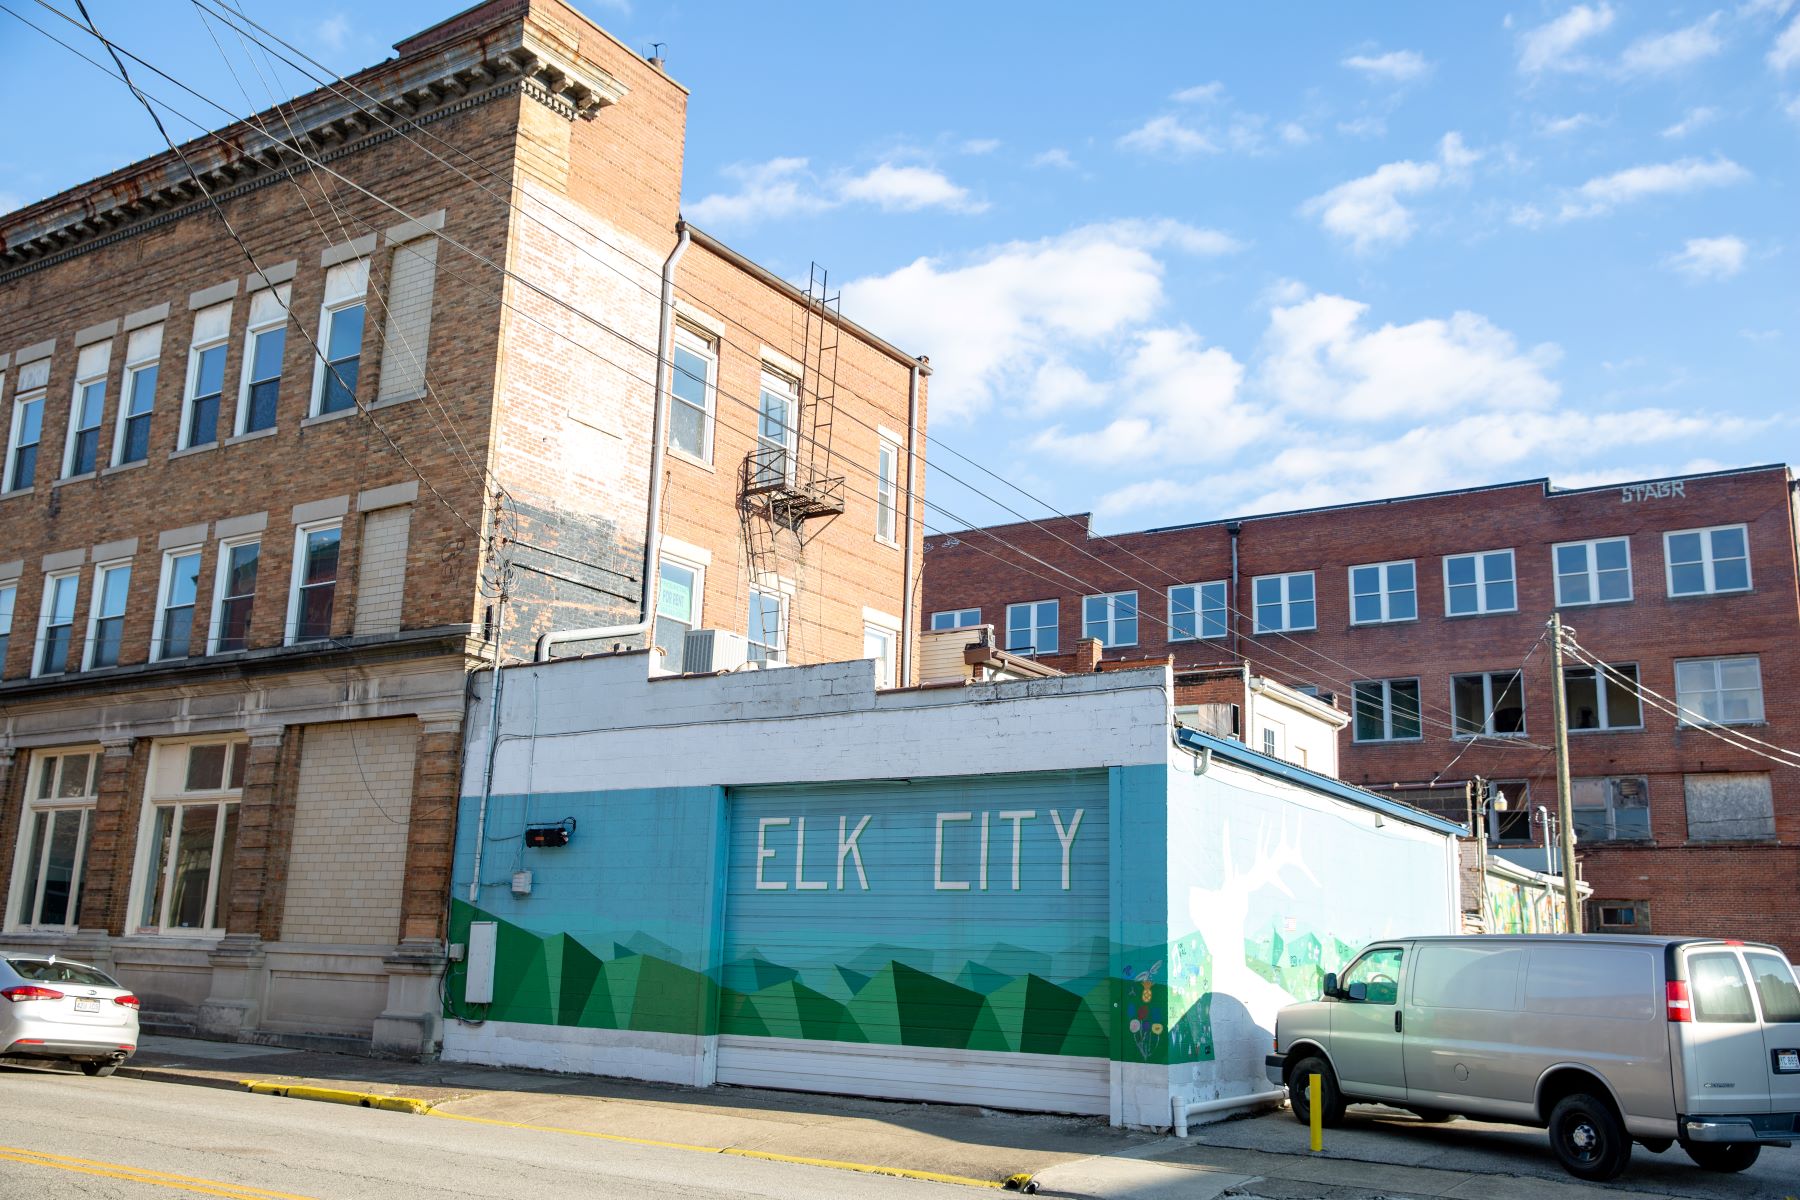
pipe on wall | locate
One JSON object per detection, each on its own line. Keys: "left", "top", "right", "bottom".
{"left": 1171, "top": 1087, "right": 1287, "bottom": 1137}
{"left": 899, "top": 362, "right": 922, "bottom": 684}
{"left": 1226, "top": 521, "right": 1242, "bottom": 660}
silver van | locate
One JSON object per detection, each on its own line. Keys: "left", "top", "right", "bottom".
{"left": 1266, "top": 935, "right": 1800, "bottom": 1181}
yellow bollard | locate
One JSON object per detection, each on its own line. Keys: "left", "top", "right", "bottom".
{"left": 1309, "top": 1073, "right": 1323, "bottom": 1152}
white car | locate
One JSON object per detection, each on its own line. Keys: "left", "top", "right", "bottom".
{"left": 1, "top": 954, "right": 139, "bottom": 1076}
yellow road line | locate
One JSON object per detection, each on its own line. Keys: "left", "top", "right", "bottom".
{"left": 241, "top": 1080, "right": 436, "bottom": 1114}
{"left": 0, "top": 1144, "right": 323, "bottom": 1200}
{"left": 429, "top": 1110, "right": 1011, "bottom": 1189}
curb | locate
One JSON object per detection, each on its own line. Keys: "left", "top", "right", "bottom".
{"left": 242, "top": 1079, "right": 438, "bottom": 1115}
{"left": 115, "top": 1066, "right": 245, "bottom": 1092}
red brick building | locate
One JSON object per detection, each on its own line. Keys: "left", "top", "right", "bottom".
{"left": 923, "top": 465, "right": 1800, "bottom": 951}
{"left": 0, "top": 0, "right": 924, "bottom": 1055}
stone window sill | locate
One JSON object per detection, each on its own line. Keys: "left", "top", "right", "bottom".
{"left": 168, "top": 442, "right": 218, "bottom": 461}
{"left": 51, "top": 471, "right": 97, "bottom": 488}
{"left": 225, "top": 427, "right": 279, "bottom": 446}
{"left": 300, "top": 407, "right": 359, "bottom": 428}
{"left": 104, "top": 459, "right": 148, "bottom": 475}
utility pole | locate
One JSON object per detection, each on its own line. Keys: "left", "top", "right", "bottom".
{"left": 1548, "top": 614, "right": 1581, "bottom": 933}
{"left": 1471, "top": 777, "right": 1488, "bottom": 931}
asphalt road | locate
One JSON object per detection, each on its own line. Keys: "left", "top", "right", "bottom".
{"left": 0, "top": 1065, "right": 976, "bottom": 1199}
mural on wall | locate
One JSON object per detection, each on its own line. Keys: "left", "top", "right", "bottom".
{"left": 1484, "top": 874, "right": 1569, "bottom": 933}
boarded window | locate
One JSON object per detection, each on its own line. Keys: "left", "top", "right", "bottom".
{"left": 377, "top": 238, "right": 439, "bottom": 402}
{"left": 1683, "top": 772, "right": 1774, "bottom": 842}
{"left": 353, "top": 506, "right": 412, "bottom": 637}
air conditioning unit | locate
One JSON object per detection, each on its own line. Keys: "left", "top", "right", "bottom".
{"left": 682, "top": 628, "right": 750, "bottom": 673}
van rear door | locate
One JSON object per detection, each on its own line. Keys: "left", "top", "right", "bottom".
{"left": 1743, "top": 949, "right": 1800, "bottom": 1114}
{"left": 1678, "top": 947, "right": 1771, "bottom": 1114}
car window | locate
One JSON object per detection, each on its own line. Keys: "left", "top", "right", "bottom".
{"left": 1342, "top": 947, "right": 1403, "bottom": 1005}
{"left": 7, "top": 959, "right": 119, "bottom": 988}
{"left": 1688, "top": 952, "right": 1755, "bottom": 1023}
{"left": 1746, "top": 952, "right": 1800, "bottom": 1024}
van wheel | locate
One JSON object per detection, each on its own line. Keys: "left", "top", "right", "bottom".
{"left": 1547, "top": 1093, "right": 1632, "bottom": 1182}
{"left": 1408, "top": 1107, "right": 1456, "bottom": 1123}
{"left": 1682, "top": 1142, "right": 1760, "bottom": 1172}
{"left": 1287, "top": 1055, "right": 1346, "bottom": 1129}
{"left": 79, "top": 1061, "right": 118, "bottom": 1078}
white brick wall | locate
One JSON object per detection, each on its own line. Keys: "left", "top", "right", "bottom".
{"left": 282, "top": 719, "right": 417, "bottom": 946}
{"left": 353, "top": 507, "right": 411, "bottom": 637}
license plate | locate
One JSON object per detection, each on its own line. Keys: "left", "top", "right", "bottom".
{"left": 73, "top": 998, "right": 99, "bottom": 1013}
{"left": 1776, "top": 1049, "right": 1800, "bottom": 1074}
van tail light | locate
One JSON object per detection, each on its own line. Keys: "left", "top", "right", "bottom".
{"left": 113, "top": 994, "right": 140, "bottom": 1010}
{"left": 1, "top": 985, "right": 65, "bottom": 1003}
{"left": 1667, "top": 980, "right": 1693, "bottom": 1023}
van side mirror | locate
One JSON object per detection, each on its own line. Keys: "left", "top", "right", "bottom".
{"left": 1346, "top": 982, "right": 1368, "bottom": 1003}
{"left": 1322, "top": 972, "right": 1340, "bottom": 999}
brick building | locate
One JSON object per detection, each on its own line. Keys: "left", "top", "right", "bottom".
{"left": 0, "top": 0, "right": 925, "bottom": 1055}
{"left": 923, "top": 465, "right": 1800, "bottom": 952}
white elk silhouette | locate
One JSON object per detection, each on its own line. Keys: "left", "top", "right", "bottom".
{"left": 1186, "top": 818, "right": 1320, "bottom": 1037}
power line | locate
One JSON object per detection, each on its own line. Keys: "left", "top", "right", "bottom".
{"left": 1428, "top": 628, "right": 1555, "bottom": 784}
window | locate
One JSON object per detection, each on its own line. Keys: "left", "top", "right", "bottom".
{"left": 1563, "top": 663, "right": 1643, "bottom": 731}
{"left": 747, "top": 587, "right": 786, "bottom": 666}
{"left": 1683, "top": 772, "right": 1774, "bottom": 842}
{"left": 1352, "top": 679, "right": 1422, "bottom": 743}
{"left": 1688, "top": 953, "right": 1755, "bottom": 1023}
{"left": 8, "top": 749, "right": 99, "bottom": 930}
{"left": 311, "top": 259, "right": 368, "bottom": 416}
{"left": 35, "top": 571, "right": 80, "bottom": 677}
{"left": 113, "top": 324, "right": 161, "bottom": 466}
{"left": 1554, "top": 537, "right": 1631, "bottom": 606}
{"left": 1572, "top": 776, "right": 1650, "bottom": 842}
{"left": 1005, "top": 599, "right": 1058, "bottom": 655}
{"left": 752, "top": 370, "right": 796, "bottom": 486}
{"left": 1444, "top": 550, "right": 1515, "bottom": 616}
{"left": 1451, "top": 670, "right": 1526, "bottom": 738}
{"left": 1261, "top": 727, "right": 1278, "bottom": 757}
{"left": 154, "top": 550, "right": 202, "bottom": 661}
{"left": 375, "top": 234, "right": 439, "bottom": 403}
{"left": 287, "top": 522, "right": 341, "bottom": 643}
{"left": 236, "top": 285, "right": 289, "bottom": 435}
{"left": 5, "top": 357, "right": 48, "bottom": 492}
{"left": 667, "top": 329, "right": 715, "bottom": 461}
{"left": 1349, "top": 560, "right": 1416, "bottom": 625}
{"left": 63, "top": 341, "right": 110, "bottom": 478}
{"left": 1674, "top": 656, "right": 1764, "bottom": 726}
{"left": 181, "top": 300, "right": 232, "bottom": 449}
{"left": 1253, "top": 571, "right": 1315, "bottom": 633}
{"left": 0, "top": 583, "right": 13, "bottom": 676}
{"left": 929, "top": 609, "right": 980, "bottom": 631}
{"left": 1341, "top": 947, "right": 1403, "bottom": 1005}
{"left": 1489, "top": 783, "right": 1533, "bottom": 843}
{"left": 875, "top": 436, "right": 900, "bottom": 545}
{"left": 863, "top": 624, "right": 897, "bottom": 688}
{"left": 84, "top": 561, "right": 131, "bottom": 670}
{"left": 209, "top": 539, "right": 260, "bottom": 653}
{"left": 1745, "top": 951, "right": 1800, "bottom": 1024}
{"left": 133, "top": 741, "right": 245, "bottom": 934}
{"left": 653, "top": 557, "right": 701, "bottom": 672}
{"left": 1664, "top": 524, "right": 1750, "bottom": 597}
{"left": 1595, "top": 901, "right": 1649, "bottom": 932}
{"left": 1082, "top": 591, "right": 1138, "bottom": 647}
{"left": 1169, "top": 581, "right": 1226, "bottom": 641}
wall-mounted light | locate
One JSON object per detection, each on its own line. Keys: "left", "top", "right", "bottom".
{"left": 525, "top": 817, "right": 576, "bottom": 848}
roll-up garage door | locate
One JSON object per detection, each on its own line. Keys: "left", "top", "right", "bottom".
{"left": 717, "top": 770, "right": 1111, "bottom": 1114}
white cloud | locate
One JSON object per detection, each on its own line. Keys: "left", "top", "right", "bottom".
{"left": 1539, "top": 112, "right": 1600, "bottom": 135}
{"left": 1661, "top": 106, "right": 1719, "bottom": 137}
{"left": 1787, "top": 93, "right": 1800, "bottom": 120}
{"left": 1118, "top": 114, "right": 1217, "bottom": 157}
{"left": 316, "top": 13, "right": 351, "bottom": 51}
{"left": 1772, "top": 13, "right": 1800, "bottom": 68}
{"left": 1279, "top": 122, "right": 1313, "bottom": 146}
{"left": 1342, "top": 49, "right": 1432, "bottom": 82}
{"left": 1171, "top": 82, "right": 1226, "bottom": 103}
{"left": 687, "top": 158, "right": 985, "bottom": 226}
{"left": 1031, "top": 148, "right": 1077, "bottom": 170}
{"left": 1556, "top": 155, "right": 1749, "bottom": 219}
{"left": 1301, "top": 132, "right": 1478, "bottom": 253}
{"left": 837, "top": 163, "right": 987, "bottom": 213}
{"left": 960, "top": 138, "right": 1001, "bottom": 155}
{"left": 1621, "top": 13, "right": 1726, "bottom": 74}
{"left": 1337, "top": 115, "right": 1387, "bottom": 138}
{"left": 1518, "top": 3, "right": 1617, "bottom": 74}
{"left": 1667, "top": 235, "right": 1749, "bottom": 280}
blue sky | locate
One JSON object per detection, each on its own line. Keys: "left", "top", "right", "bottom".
{"left": 3, "top": 1, "right": 1796, "bottom": 533}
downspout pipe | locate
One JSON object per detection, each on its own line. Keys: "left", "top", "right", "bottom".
{"left": 535, "top": 223, "right": 691, "bottom": 662}
{"left": 1226, "top": 521, "right": 1242, "bottom": 660}
{"left": 1172, "top": 1087, "right": 1287, "bottom": 1137}
{"left": 899, "top": 363, "right": 922, "bottom": 684}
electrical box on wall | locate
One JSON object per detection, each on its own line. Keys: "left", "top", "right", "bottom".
{"left": 511, "top": 870, "right": 532, "bottom": 896}
{"left": 524, "top": 818, "right": 575, "bottom": 848}
{"left": 465, "top": 922, "right": 497, "bottom": 1005}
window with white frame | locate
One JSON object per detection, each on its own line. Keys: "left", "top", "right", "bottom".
{"left": 1352, "top": 678, "right": 1422, "bottom": 743}
{"left": 1444, "top": 549, "right": 1515, "bottom": 616}
{"left": 753, "top": 370, "right": 797, "bottom": 487}
{"left": 287, "top": 521, "right": 341, "bottom": 643}
{"left": 1664, "top": 524, "right": 1750, "bottom": 597}
{"left": 747, "top": 586, "right": 786, "bottom": 665}
{"left": 113, "top": 324, "right": 161, "bottom": 466}
{"left": 1572, "top": 776, "right": 1650, "bottom": 842}
{"left": 1082, "top": 590, "right": 1138, "bottom": 647}
{"left": 1451, "top": 669, "right": 1526, "bottom": 738}
{"left": 1253, "top": 571, "right": 1315, "bottom": 633}
{"left": 181, "top": 300, "right": 233, "bottom": 449}
{"left": 153, "top": 549, "right": 202, "bottom": 661}
{"left": 1349, "top": 560, "right": 1416, "bottom": 625}
{"left": 1674, "top": 656, "right": 1764, "bottom": 726}
{"left": 209, "top": 538, "right": 260, "bottom": 654}
{"left": 863, "top": 623, "right": 897, "bottom": 688}
{"left": 929, "top": 609, "right": 980, "bottom": 631}
{"left": 63, "top": 340, "right": 110, "bottom": 478}
{"left": 35, "top": 570, "right": 80, "bottom": 677}
{"left": 133, "top": 740, "right": 246, "bottom": 934}
{"left": 1005, "top": 599, "right": 1059, "bottom": 655}
{"left": 875, "top": 435, "right": 900, "bottom": 545}
{"left": 1554, "top": 537, "right": 1631, "bottom": 606}
{"left": 667, "top": 328, "right": 715, "bottom": 461}
{"left": 8, "top": 749, "right": 100, "bottom": 931}
{"left": 1169, "top": 581, "right": 1226, "bottom": 641}
{"left": 84, "top": 560, "right": 131, "bottom": 670}
{"left": 0, "top": 583, "right": 14, "bottom": 677}
{"left": 1564, "top": 663, "right": 1643, "bottom": 731}
{"left": 653, "top": 557, "right": 702, "bottom": 672}
{"left": 311, "top": 259, "right": 368, "bottom": 416}
{"left": 5, "top": 357, "right": 49, "bottom": 492}
{"left": 237, "top": 285, "right": 289, "bottom": 435}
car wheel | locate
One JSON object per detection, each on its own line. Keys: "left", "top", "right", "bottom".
{"left": 1547, "top": 1093, "right": 1632, "bottom": 1182}
{"left": 79, "top": 1061, "right": 118, "bottom": 1078}
{"left": 1286, "top": 1055, "right": 1346, "bottom": 1129}
{"left": 1638, "top": 1138, "right": 1673, "bottom": 1154}
{"left": 1408, "top": 1107, "right": 1457, "bottom": 1123}
{"left": 1682, "top": 1141, "right": 1760, "bottom": 1172}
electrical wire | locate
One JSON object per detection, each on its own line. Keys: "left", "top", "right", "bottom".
{"left": 1427, "top": 629, "right": 1555, "bottom": 784}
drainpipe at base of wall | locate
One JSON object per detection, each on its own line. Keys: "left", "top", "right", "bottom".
{"left": 1172, "top": 1087, "right": 1287, "bottom": 1137}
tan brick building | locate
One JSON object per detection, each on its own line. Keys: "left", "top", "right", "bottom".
{"left": 0, "top": 0, "right": 925, "bottom": 1056}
